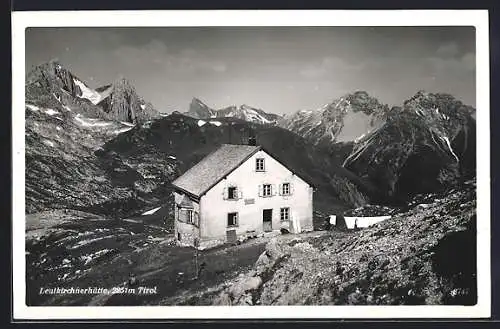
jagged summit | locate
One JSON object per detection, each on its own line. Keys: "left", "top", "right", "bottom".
{"left": 279, "top": 91, "right": 389, "bottom": 144}
{"left": 25, "top": 60, "right": 160, "bottom": 124}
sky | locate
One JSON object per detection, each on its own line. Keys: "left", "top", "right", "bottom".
{"left": 25, "top": 26, "right": 476, "bottom": 115}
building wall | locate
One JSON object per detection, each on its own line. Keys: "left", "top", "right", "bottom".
{"left": 173, "top": 191, "right": 200, "bottom": 247}
{"left": 199, "top": 150, "right": 313, "bottom": 247}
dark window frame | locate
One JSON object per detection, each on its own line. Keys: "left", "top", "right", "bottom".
{"left": 227, "top": 186, "right": 238, "bottom": 200}
{"left": 256, "top": 158, "right": 265, "bottom": 172}
{"left": 282, "top": 182, "right": 291, "bottom": 196}
{"left": 262, "top": 184, "right": 272, "bottom": 197}
{"left": 227, "top": 212, "right": 239, "bottom": 227}
{"left": 280, "top": 207, "right": 290, "bottom": 221}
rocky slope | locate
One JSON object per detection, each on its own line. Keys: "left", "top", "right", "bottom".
{"left": 24, "top": 100, "right": 144, "bottom": 216}
{"left": 343, "top": 91, "right": 476, "bottom": 202}
{"left": 25, "top": 61, "right": 164, "bottom": 217}
{"left": 279, "top": 91, "right": 390, "bottom": 145}
{"left": 26, "top": 60, "right": 160, "bottom": 124}
{"left": 186, "top": 98, "right": 281, "bottom": 125}
{"left": 210, "top": 180, "right": 476, "bottom": 306}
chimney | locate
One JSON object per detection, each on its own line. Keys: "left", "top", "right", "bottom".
{"left": 248, "top": 136, "right": 257, "bottom": 146}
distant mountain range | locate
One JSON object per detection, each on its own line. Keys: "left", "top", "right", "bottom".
{"left": 24, "top": 59, "right": 477, "bottom": 217}
{"left": 186, "top": 98, "right": 282, "bottom": 125}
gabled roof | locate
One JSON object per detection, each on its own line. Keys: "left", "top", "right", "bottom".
{"left": 172, "top": 144, "right": 262, "bottom": 198}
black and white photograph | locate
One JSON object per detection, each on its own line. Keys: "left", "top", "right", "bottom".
{"left": 12, "top": 10, "right": 490, "bottom": 320}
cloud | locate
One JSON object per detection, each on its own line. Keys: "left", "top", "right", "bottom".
{"left": 427, "top": 52, "right": 475, "bottom": 75}
{"left": 299, "top": 56, "right": 364, "bottom": 79}
{"left": 113, "top": 40, "right": 227, "bottom": 75}
{"left": 428, "top": 41, "right": 474, "bottom": 76}
{"left": 436, "top": 42, "right": 460, "bottom": 58}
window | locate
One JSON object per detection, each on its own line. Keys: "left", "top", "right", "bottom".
{"left": 187, "top": 210, "right": 194, "bottom": 224}
{"left": 227, "top": 212, "right": 238, "bottom": 227}
{"left": 280, "top": 207, "right": 290, "bottom": 221}
{"left": 180, "top": 209, "right": 198, "bottom": 226}
{"left": 256, "top": 158, "right": 265, "bottom": 172}
{"left": 282, "top": 183, "right": 291, "bottom": 195}
{"left": 228, "top": 187, "right": 238, "bottom": 200}
{"left": 263, "top": 184, "right": 272, "bottom": 197}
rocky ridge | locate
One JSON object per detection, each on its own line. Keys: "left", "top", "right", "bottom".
{"left": 187, "top": 98, "right": 281, "bottom": 125}
{"left": 279, "top": 91, "right": 389, "bottom": 145}
{"left": 343, "top": 91, "right": 476, "bottom": 202}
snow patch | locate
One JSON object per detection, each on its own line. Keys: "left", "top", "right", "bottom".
{"left": 52, "top": 93, "right": 61, "bottom": 102}
{"left": 142, "top": 207, "right": 161, "bottom": 216}
{"left": 140, "top": 104, "right": 146, "bottom": 110}
{"left": 73, "top": 79, "right": 102, "bottom": 105}
{"left": 44, "top": 109, "right": 60, "bottom": 116}
{"left": 63, "top": 105, "right": 72, "bottom": 112}
{"left": 74, "top": 114, "right": 112, "bottom": 127}
{"left": 442, "top": 136, "right": 460, "bottom": 162}
{"left": 42, "top": 139, "right": 55, "bottom": 147}
{"left": 114, "top": 127, "right": 134, "bottom": 134}
{"left": 354, "top": 133, "right": 366, "bottom": 143}
{"left": 56, "top": 126, "right": 62, "bottom": 131}
{"left": 26, "top": 104, "right": 40, "bottom": 112}
{"left": 168, "top": 155, "right": 177, "bottom": 160}
{"left": 120, "top": 121, "right": 135, "bottom": 127}
{"left": 209, "top": 121, "right": 222, "bottom": 126}
{"left": 79, "top": 249, "right": 112, "bottom": 265}
{"left": 197, "top": 120, "right": 207, "bottom": 127}
{"left": 70, "top": 236, "right": 114, "bottom": 249}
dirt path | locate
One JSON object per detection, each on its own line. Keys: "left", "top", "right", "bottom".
{"left": 87, "top": 239, "right": 268, "bottom": 306}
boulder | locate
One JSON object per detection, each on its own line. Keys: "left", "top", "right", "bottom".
{"left": 229, "top": 276, "right": 263, "bottom": 299}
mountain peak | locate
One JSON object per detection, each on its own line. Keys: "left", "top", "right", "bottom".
{"left": 191, "top": 97, "right": 208, "bottom": 106}
{"left": 113, "top": 76, "right": 134, "bottom": 87}
{"left": 280, "top": 91, "right": 389, "bottom": 144}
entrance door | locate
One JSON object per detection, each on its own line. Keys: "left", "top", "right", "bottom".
{"left": 263, "top": 209, "right": 273, "bottom": 232}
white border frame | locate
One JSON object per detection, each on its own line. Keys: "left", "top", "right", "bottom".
{"left": 12, "top": 10, "right": 490, "bottom": 320}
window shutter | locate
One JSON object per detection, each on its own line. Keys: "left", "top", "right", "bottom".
{"left": 278, "top": 184, "right": 282, "bottom": 196}
{"left": 238, "top": 189, "right": 243, "bottom": 199}
{"left": 223, "top": 187, "right": 228, "bottom": 200}
{"left": 272, "top": 184, "right": 277, "bottom": 196}
{"left": 290, "top": 183, "right": 294, "bottom": 195}
{"left": 258, "top": 185, "right": 263, "bottom": 197}
{"left": 194, "top": 212, "right": 199, "bottom": 226}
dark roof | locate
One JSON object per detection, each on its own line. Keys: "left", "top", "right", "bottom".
{"left": 172, "top": 144, "right": 261, "bottom": 197}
